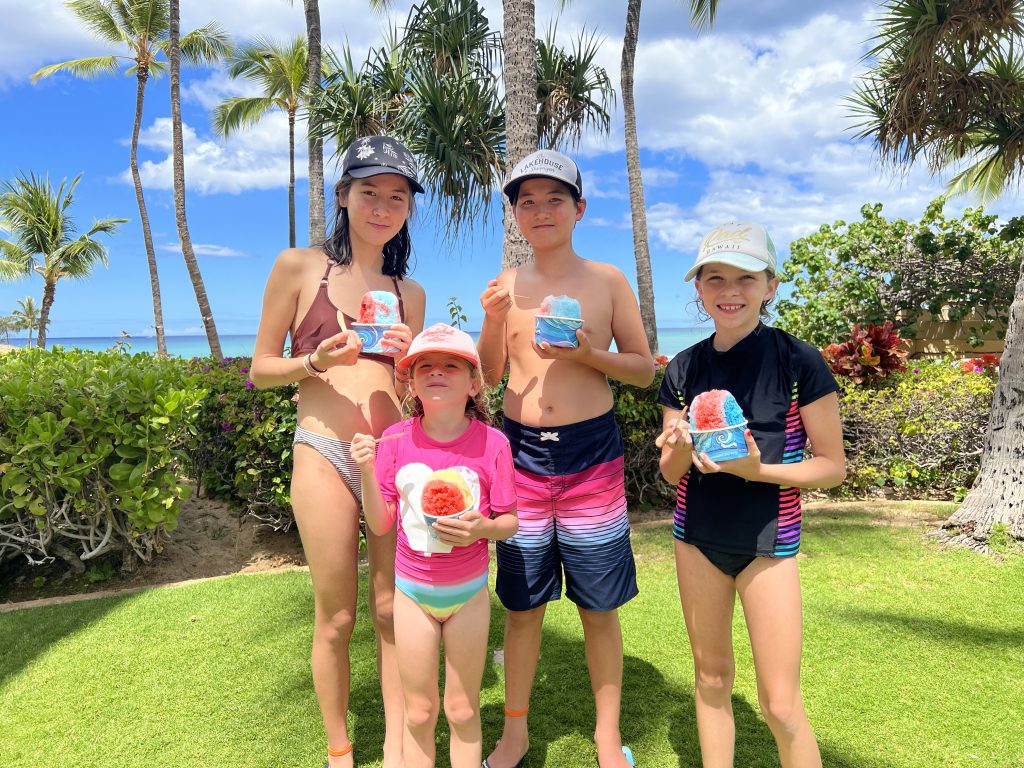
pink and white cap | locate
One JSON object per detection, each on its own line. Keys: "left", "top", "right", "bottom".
{"left": 398, "top": 323, "right": 480, "bottom": 372}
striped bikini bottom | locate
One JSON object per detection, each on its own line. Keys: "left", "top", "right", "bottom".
{"left": 293, "top": 426, "right": 362, "bottom": 503}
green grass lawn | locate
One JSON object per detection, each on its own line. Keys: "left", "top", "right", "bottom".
{"left": 2, "top": 502, "right": 1022, "bottom": 767}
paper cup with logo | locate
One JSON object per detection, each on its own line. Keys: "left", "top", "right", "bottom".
{"left": 352, "top": 323, "right": 392, "bottom": 354}
{"left": 535, "top": 315, "right": 583, "bottom": 348}
{"left": 423, "top": 504, "right": 472, "bottom": 540}
{"left": 689, "top": 421, "right": 749, "bottom": 463}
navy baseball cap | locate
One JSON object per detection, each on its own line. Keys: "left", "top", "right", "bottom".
{"left": 340, "top": 136, "right": 424, "bottom": 194}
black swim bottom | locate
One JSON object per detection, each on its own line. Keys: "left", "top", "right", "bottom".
{"left": 694, "top": 544, "right": 757, "bottom": 577}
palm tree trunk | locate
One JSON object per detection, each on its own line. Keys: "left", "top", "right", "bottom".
{"left": 944, "top": 253, "right": 1024, "bottom": 546}
{"left": 622, "top": 0, "right": 658, "bottom": 355}
{"left": 37, "top": 281, "right": 56, "bottom": 349}
{"left": 131, "top": 66, "right": 167, "bottom": 357}
{"left": 169, "top": 0, "right": 222, "bottom": 359}
{"left": 288, "top": 108, "right": 296, "bottom": 249}
{"left": 304, "top": 0, "right": 326, "bottom": 246}
{"left": 502, "top": 0, "right": 538, "bottom": 268}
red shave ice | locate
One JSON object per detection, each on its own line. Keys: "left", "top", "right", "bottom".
{"left": 421, "top": 480, "right": 467, "bottom": 517}
{"left": 689, "top": 389, "right": 745, "bottom": 430}
{"left": 358, "top": 291, "right": 399, "bottom": 324}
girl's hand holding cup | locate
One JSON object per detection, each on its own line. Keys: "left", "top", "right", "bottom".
{"left": 432, "top": 509, "right": 487, "bottom": 547}
{"left": 382, "top": 322, "right": 413, "bottom": 359}
{"left": 349, "top": 433, "right": 377, "bottom": 469}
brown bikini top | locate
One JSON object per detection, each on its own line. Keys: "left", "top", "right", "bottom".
{"left": 290, "top": 261, "right": 406, "bottom": 366}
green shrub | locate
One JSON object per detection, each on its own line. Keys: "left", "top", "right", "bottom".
{"left": 181, "top": 357, "right": 296, "bottom": 529}
{"left": 0, "top": 348, "right": 204, "bottom": 570}
{"left": 837, "top": 358, "right": 994, "bottom": 498}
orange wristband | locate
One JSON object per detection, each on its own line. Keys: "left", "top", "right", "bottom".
{"left": 327, "top": 742, "right": 352, "bottom": 757}
{"left": 504, "top": 706, "right": 529, "bottom": 717}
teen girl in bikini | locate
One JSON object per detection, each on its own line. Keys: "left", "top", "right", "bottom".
{"left": 250, "top": 136, "right": 426, "bottom": 768}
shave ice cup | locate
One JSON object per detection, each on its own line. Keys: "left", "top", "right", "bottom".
{"left": 535, "top": 294, "right": 583, "bottom": 348}
{"left": 688, "top": 389, "right": 749, "bottom": 463}
{"left": 352, "top": 290, "right": 399, "bottom": 354}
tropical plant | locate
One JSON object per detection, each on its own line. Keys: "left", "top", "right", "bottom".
{"left": 9, "top": 297, "right": 41, "bottom": 347}
{"left": 776, "top": 199, "right": 1022, "bottom": 349}
{"left": 168, "top": 0, "right": 222, "bottom": 358}
{"left": 536, "top": 25, "right": 614, "bottom": 151}
{"left": 822, "top": 321, "right": 910, "bottom": 385}
{"left": 0, "top": 172, "right": 125, "bottom": 348}
{"left": 32, "top": 0, "right": 230, "bottom": 357}
{"left": 311, "top": 0, "right": 505, "bottom": 240}
{"left": 0, "top": 315, "right": 15, "bottom": 343}
{"left": 850, "top": 0, "right": 1024, "bottom": 548}
{"left": 621, "top": 0, "right": 719, "bottom": 354}
{"left": 214, "top": 36, "right": 310, "bottom": 249}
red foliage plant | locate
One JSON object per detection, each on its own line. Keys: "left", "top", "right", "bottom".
{"left": 960, "top": 353, "right": 1001, "bottom": 374}
{"left": 822, "top": 321, "right": 909, "bottom": 384}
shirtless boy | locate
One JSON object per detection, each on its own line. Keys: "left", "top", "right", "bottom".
{"left": 477, "top": 150, "right": 655, "bottom": 768}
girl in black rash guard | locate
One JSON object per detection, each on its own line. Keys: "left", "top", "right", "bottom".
{"left": 655, "top": 222, "right": 846, "bottom": 768}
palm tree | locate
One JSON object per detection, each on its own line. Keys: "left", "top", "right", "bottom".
{"left": 502, "top": 0, "right": 539, "bottom": 267}
{"left": 620, "top": 0, "right": 719, "bottom": 354}
{"left": 214, "top": 36, "right": 310, "bottom": 249}
{"left": 0, "top": 173, "right": 126, "bottom": 348}
{"left": 168, "top": 0, "right": 222, "bottom": 358}
{"left": 32, "top": 0, "right": 229, "bottom": 356}
{"left": 536, "top": 25, "right": 615, "bottom": 151}
{"left": 0, "top": 315, "right": 16, "bottom": 344}
{"left": 10, "top": 297, "right": 42, "bottom": 348}
{"left": 303, "top": 0, "right": 326, "bottom": 245}
{"left": 850, "top": 0, "right": 1024, "bottom": 547}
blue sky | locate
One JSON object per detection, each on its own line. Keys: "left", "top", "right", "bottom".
{"left": 2, "top": 0, "right": 1021, "bottom": 339}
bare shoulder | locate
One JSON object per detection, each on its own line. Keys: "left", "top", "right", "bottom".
{"left": 584, "top": 260, "right": 629, "bottom": 284}
{"left": 273, "top": 246, "right": 325, "bottom": 279}
{"left": 397, "top": 275, "right": 426, "bottom": 301}
{"left": 496, "top": 265, "right": 522, "bottom": 288}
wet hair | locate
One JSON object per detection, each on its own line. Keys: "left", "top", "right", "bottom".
{"left": 404, "top": 359, "right": 493, "bottom": 426}
{"left": 323, "top": 175, "right": 415, "bottom": 278}
{"left": 507, "top": 177, "right": 582, "bottom": 207}
{"left": 692, "top": 265, "right": 777, "bottom": 322}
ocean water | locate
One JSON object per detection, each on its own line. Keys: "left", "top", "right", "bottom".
{"left": 3, "top": 327, "right": 712, "bottom": 360}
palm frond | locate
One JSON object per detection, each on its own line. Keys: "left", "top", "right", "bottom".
{"left": 689, "top": 0, "right": 720, "bottom": 33}
{"left": 213, "top": 96, "right": 279, "bottom": 136}
{"left": 945, "top": 151, "right": 1009, "bottom": 202}
{"left": 178, "top": 23, "right": 233, "bottom": 66}
{"left": 31, "top": 56, "right": 121, "bottom": 82}
{"left": 66, "top": 0, "right": 132, "bottom": 45}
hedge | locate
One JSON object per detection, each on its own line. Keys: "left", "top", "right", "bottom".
{"left": 0, "top": 348, "right": 204, "bottom": 571}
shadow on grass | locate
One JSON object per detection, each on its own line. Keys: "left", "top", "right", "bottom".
{"left": 841, "top": 608, "right": 1024, "bottom": 648}
{"left": 0, "top": 592, "right": 129, "bottom": 687}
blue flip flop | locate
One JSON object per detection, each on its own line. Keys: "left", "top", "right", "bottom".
{"left": 621, "top": 745, "right": 635, "bottom": 766}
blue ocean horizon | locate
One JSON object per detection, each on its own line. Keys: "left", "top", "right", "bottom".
{"left": 3, "top": 327, "right": 712, "bottom": 360}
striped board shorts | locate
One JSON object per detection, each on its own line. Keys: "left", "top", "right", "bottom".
{"left": 495, "top": 410, "right": 638, "bottom": 612}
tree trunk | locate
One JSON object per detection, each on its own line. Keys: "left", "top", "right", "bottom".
{"left": 944, "top": 253, "right": 1024, "bottom": 546}
{"left": 131, "top": 66, "right": 167, "bottom": 357}
{"left": 288, "top": 108, "right": 296, "bottom": 249}
{"left": 304, "top": 0, "right": 326, "bottom": 246}
{"left": 169, "top": 0, "right": 222, "bottom": 359}
{"left": 37, "top": 281, "right": 56, "bottom": 349}
{"left": 501, "top": 0, "right": 538, "bottom": 268}
{"left": 621, "top": 0, "right": 659, "bottom": 355}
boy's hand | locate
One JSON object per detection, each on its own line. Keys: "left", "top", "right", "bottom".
{"left": 532, "top": 328, "right": 593, "bottom": 362}
{"left": 692, "top": 430, "right": 763, "bottom": 481}
{"left": 656, "top": 413, "right": 693, "bottom": 453}
{"left": 480, "top": 278, "right": 513, "bottom": 322}
{"left": 381, "top": 323, "right": 412, "bottom": 359}
{"left": 433, "top": 509, "right": 487, "bottom": 546}
{"left": 312, "top": 329, "right": 362, "bottom": 370}
{"left": 349, "top": 433, "right": 377, "bottom": 468}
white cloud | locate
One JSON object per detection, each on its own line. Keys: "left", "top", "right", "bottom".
{"left": 120, "top": 115, "right": 305, "bottom": 194}
{"left": 159, "top": 242, "right": 248, "bottom": 257}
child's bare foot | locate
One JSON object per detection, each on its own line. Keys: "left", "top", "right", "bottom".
{"left": 595, "top": 732, "right": 633, "bottom": 768}
{"left": 483, "top": 732, "right": 529, "bottom": 768}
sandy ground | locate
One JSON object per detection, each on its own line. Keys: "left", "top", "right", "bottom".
{"left": 0, "top": 495, "right": 307, "bottom": 611}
